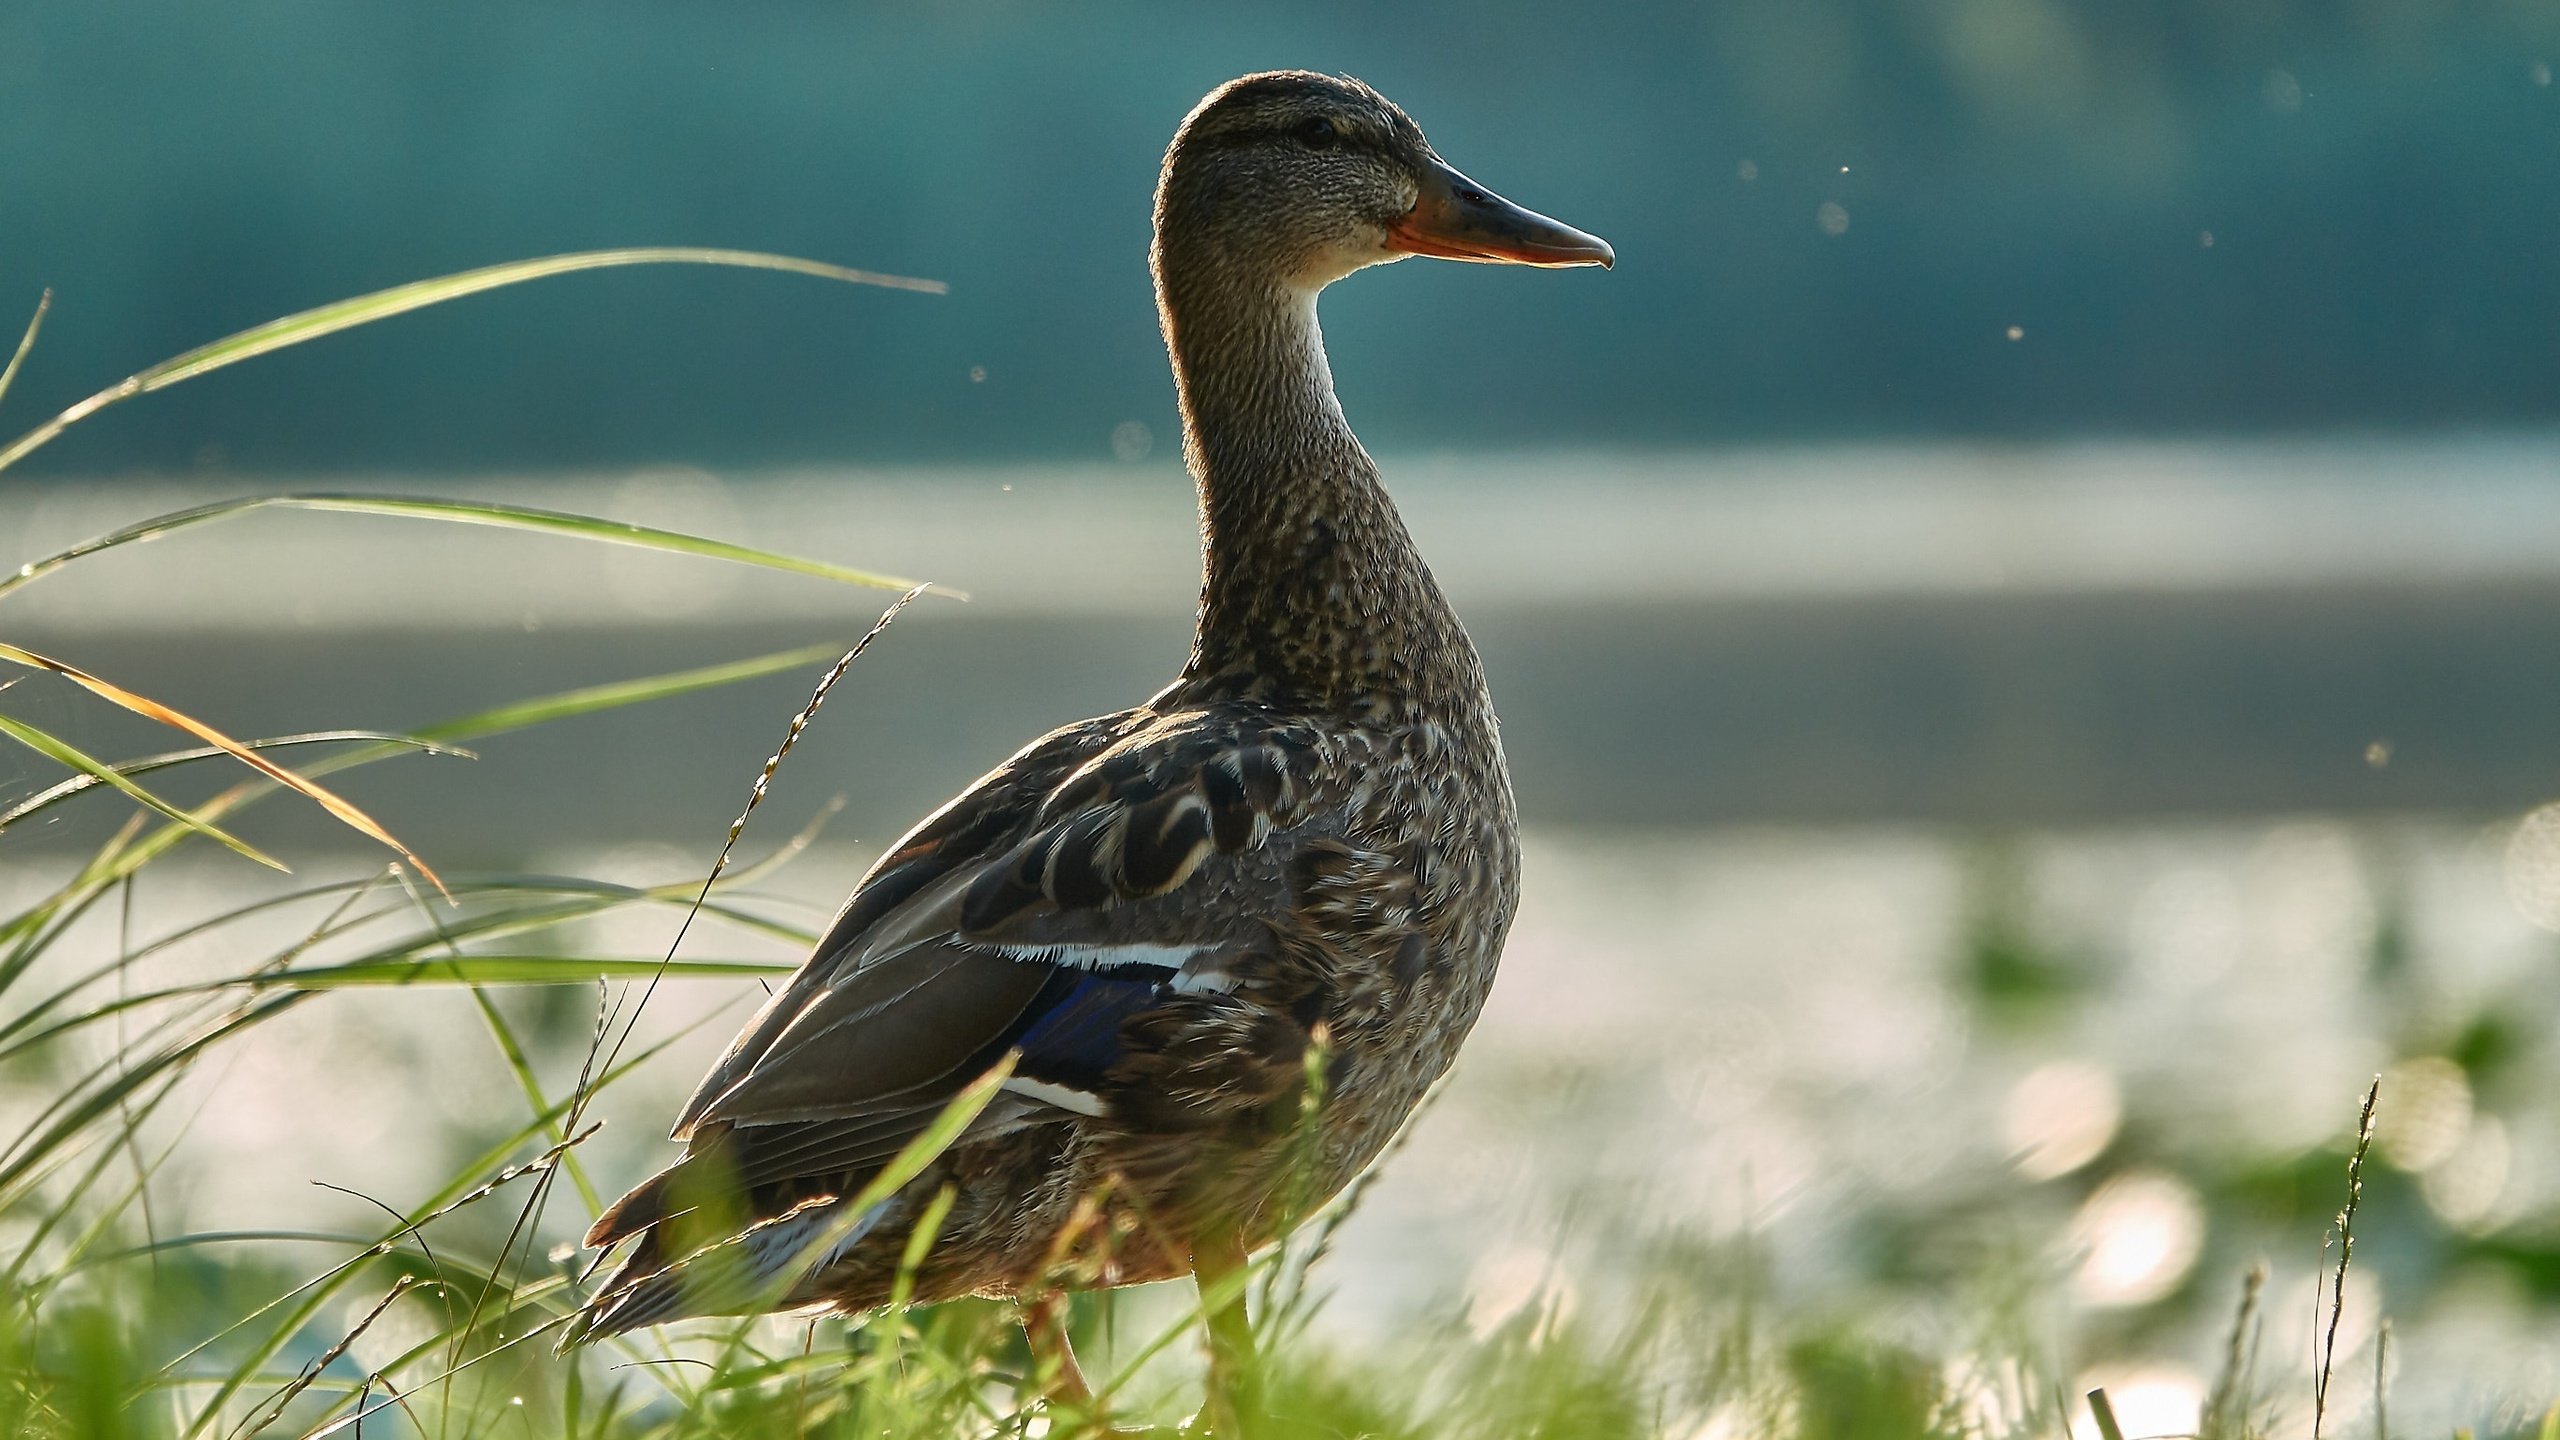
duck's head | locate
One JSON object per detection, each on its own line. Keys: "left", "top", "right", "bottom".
{"left": 1156, "top": 71, "right": 1612, "bottom": 294}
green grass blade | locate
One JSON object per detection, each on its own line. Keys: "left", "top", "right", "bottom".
{"left": 252, "top": 955, "right": 794, "bottom": 988}
{"left": 1, "top": 886, "right": 801, "bottom": 1058}
{"left": 0, "top": 878, "right": 812, "bottom": 1065}
{"left": 72, "top": 1231, "right": 387, "bottom": 1268}
{"left": 555, "top": 1059, "right": 1019, "bottom": 1356}
{"left": 852, "top": 1055, "right": 1015, "bottom": 1218}
{"left": 0, "top": 289, "right": 48, "bottom": 411}
{"left": 0, "top": 1068, "right": 185, "bottom": 1294}
{"left": 0, "top": 643, "right": 844, "bottom": 960}
{"left": 149, "top": 1019, "right": 715, "bottom": 1400}
{"left": 0, "top": 994, "right": 295, "bottom": 1202}
{"left": 0, "top": 730, "right": 461, "bottom": 831}
{"left": 0, "top": 820, "right": 143, "bottom": 990}
{"left": 0, "top": 639, "right": 444, "bottom": 893}
{"left": 407, "top": 642, "right": 852, "bottom": 745}
{"left": 0, "top": 711, "right": 286, "bottom": 872}
{"left": 0, "top": 247, "right": 942, "bottom": 477}
{"left": 15, "top": 874, "right": 812, "bottom": 1046}
{"left": 0, "top": 494, "right": 954, "bottom": 605}
{"left": 378, "top": 870, "right": 610, "bottom": 1228}
{"left": 287, "top": 493, "right": 948, "bottom": 593}
{"left": 757, "top": 1056, "right": 1016, "bottom": 1306}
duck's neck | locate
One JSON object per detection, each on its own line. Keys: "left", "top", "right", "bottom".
{"left": 1157, "top": 259, "right": 1477, "bottom": 715}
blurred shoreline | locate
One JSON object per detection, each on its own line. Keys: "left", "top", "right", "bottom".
{"left": 7, "top": 438, "right": 2560, "bottom": 851}
{"left": 11, "top": 436, "right": 2560, "bottom": 629}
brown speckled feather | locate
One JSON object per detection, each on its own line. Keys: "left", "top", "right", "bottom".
{"left": 565, "top": 71, "right": 1553, "bottom": 1347}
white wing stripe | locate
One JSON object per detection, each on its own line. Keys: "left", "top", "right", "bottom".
{"left": 990, "top": 941, "right": 1209, "bottom": 974}
{"left": 1002, "top": 1076, "right": 1109, "bottom": 1116}
{"left": 986, "top": 940, "right": 1243, "bottom": 994}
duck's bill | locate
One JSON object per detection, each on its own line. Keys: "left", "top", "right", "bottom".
{"left": 1386, "top": 158, "right": 1614, "bottom": 269}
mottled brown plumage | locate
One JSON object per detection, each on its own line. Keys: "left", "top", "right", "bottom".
{"left": 563, "top": 72, "right": 1609, "bottom": 1393}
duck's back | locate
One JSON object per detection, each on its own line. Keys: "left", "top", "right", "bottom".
{"left": 568, "top": 680, "right": 1514, "bottom": 1335}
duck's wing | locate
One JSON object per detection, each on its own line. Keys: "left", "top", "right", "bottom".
{"left": 583, "top": 703, "right": 1357, "bottom": 1251}
{"left": 663, "top": 708, "right": 1148, "bottom": 1142}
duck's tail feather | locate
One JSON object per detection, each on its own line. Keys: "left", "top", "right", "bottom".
{"left": 557, "top": 1193, "right": 894, "bottom": 1352}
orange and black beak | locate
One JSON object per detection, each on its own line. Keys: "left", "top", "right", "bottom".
{"left": 1386, "top": 156, "right": 1613, "bottom": 269}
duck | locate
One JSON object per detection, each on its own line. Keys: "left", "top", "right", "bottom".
{"left": 563, "top": 70, "right": 1611, "bottom": 1426}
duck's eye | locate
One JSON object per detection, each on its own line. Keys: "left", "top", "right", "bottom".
{"left": 1294, "top": 116, "right": 1339, "bottom": 151}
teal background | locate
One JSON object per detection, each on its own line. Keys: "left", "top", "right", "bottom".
{"left": 7, "top": 0, "right": 2559, "bottom": 473}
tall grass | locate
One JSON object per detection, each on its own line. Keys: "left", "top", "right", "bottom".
{"left": 2, "top": 260, "right": 2553, "bottom": 1438}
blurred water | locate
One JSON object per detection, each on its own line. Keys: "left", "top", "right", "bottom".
{"left": 9, "top": 443, "right": 2560, "bottom": 1429}
{"left": 7, "top": 810, "right": 2557, "bottom": 1433}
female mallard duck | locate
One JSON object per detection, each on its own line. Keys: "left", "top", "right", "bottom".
{"left": 565, "top": 70, "right": 1609, "bottom": 1417}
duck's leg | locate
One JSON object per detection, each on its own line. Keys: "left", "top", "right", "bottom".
{"left": 1022, "top": 1289, "right": 1096, "bottom": 1407}
{"left": 1028, "top": 1293, "right": 1177, "bottom": 1438}
{"left": 1192, "top": 1230, "right": 1260, "bottom": 1436}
